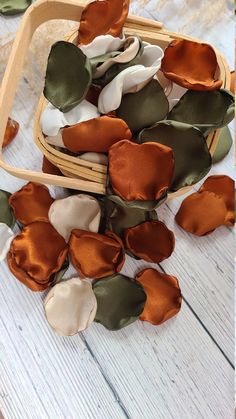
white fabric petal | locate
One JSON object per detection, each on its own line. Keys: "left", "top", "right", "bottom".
{"left": 44, "top": 278, "right": 97, "bottom": 336}
{"left": 79, "top": 152, "right": 108, "bottom": 165}
{"left": 168, "top": 98, "right": 179, "bottom": 111}
{"left": 0, "top": 223, "right": 14, "bottom": 262}
{"left": 139, "top": 45, "right": 164, "bottom": 67}
{"left": 46, "top": 130, "right": 64, "bottom": 148}
{"left": 80, "top": 33, "right": 125, "bottom": 59}
{"left": 48, "top": 194, "right": 101, "bottom": 242}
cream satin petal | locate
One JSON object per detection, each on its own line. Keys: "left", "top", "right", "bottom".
{"left": 44, "top": 278, "right": 97, "bottom": 336}
{"left": 79, "top": 33, "right": 125, "bottom": 58}
{"left": 48, "top": 194, "right": 101, "bottom": 242}
{"left": 79, "top": 152, "right": 108, "bottom": 165}
{"left": 45, "top": 130, "right": 64, "bottom": 148}
{"left": 0, "top": 223, "right": 14, "bottom": 262}
{"left": 168, "top": 98, "right": 179, "bottom": 111}
{"left": 139, "top": 45, "right": 164, "bottom": 67}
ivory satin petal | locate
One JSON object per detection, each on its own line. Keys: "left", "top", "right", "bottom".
{"left": 48, "top": 194, "right": 101, "bottom": 242}
{"left": 0, "top": 223, "right": 14, "bottom": 262}
{"left": 3, "top": 118, "right": 19, "bottom": 148}
{"left": 79, "top": 33, "right": 125, "bottom": 58}
{"left": 44, "top": 278, "right": 97, "bottom": 336}
{"left": 79, "top": 152, "right": 108, "bottom": 166}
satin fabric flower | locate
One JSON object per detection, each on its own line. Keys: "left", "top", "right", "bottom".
{"left": 44, "top": 278, "right": 97, "bottom": 336}
{"left": 0, "top": 0, "right": 31, "bottom": 15}
{"left": 124, "top": 220, "right": 175, "bottom": 263}
{"left": 0, "top": 223, "right": 14, "bottom": 262}
{"left": 3, "top": 118, "right": 19, "bottom": 148}
{"left": 108, "top": 140, "right": 174, "bottom": 201}
{"left": 161, "top": 39, "right": 222, "bottom": 91}
{"left": 212, "top": 126, "right": 232, "bottom": 164}
{"left": 49, "top": 194, "right": 101, "bottom": 242}
{"left": 9, "top": 182, "right": 54, "bottom": 226}
{"left": 69, "top": 229, "right": 125, "bottom": 279}
{"left": 0, "top": 190, "right": 15, "bottom": 228}
{"left": 136, "top": 268, "right": 182, "bottom": 325}
{"left": 93, "top": 273, "right": 146, "bottom": 330}
{"left": 80, "top": 33, "right": 125, "bottom": 58}
{"left": 7, "top": 221, "right": 68, "bottom": 291}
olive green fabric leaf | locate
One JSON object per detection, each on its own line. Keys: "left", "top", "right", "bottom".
{"left": 90, "top": 51, "right": 121, "bottom": 75}
{"left": 212, "top": 125, "right": 233, "bottom": 164}
{"left": 139, "top": 120, "right": 212, "bottom": 191}
{"left": 0, "top": 190, "right": 15, "bottom": 228}
{"left": 116, "top": 79, "right": 169, "bottom": 132}
{"left": 0, "top": 0, "right": 31, "bottom": 15}
{"left": 44, "top": 41, "right": 92, "bottom": 112}
{"left": 168, "top": 89, "right": 235, "bottom": 136}
{"left": 93, "top": 274, "right": 146, "bottom": 330}
{"left": 107, "top": 191, "right": 167, "bottom": 211}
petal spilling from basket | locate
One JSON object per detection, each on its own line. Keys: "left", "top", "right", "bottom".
{"left": 62, "top": 115, "right": 132, "bottom": 153}
{"left": 93, "top": 273, "right": 146, "bottom": 330}
{"left": 199, "top": 175, "right": 235, "bottom": 226}
{"left": 44, "top": 278, "right": 97, "bottom": 336}
{"left": 139, "top": 120, "right": 212, "bottom": 191}
{"left": 0, "top": 0, "right": 31, "bottom": 15}
{"left": 42, "top": 157, "right": 63, "bottom": 176}
{"left": 168, "top": 89, "right": 235, "bottom": 135}
{"left": 175, "top": 191, "right": 228, "bottom": 236}
{"left": 116, "top": 79, "right": 169, "bottom": 132}
{"left": 136, "top": 268, "right": 182, "bottom": 325}
{"left": 124, "top": 220, "right": 175, "bottom": 263}
{"left": 9, "top": 182, "right": 54, "bottom": 226}
{"left": 161, "top": 39, "right": 222, "bottom": 91}
{"left": 0, "top": 190, "right": 15, "bottom": 228}
{"left": 78, "top": 0, "right": 129, "bottom": 45}
{"left": 69, "top": 229, "right": 125, "bottom": 279}
{"left": 108, "top": 140, "right": 174, "bottom": 201}
{"left": 79, "top": 152, "right": 108, "bottom": 165}
{"left": 7, "top": 221, "right": 68, "bottom": 291}
{"left": 49, "top": 194, "right": 101, "bottom": 242}
{"left": 3, "top": 118, "right": 19, "bottom": 148}
{"left": 44, "top": 41, "right": 92, "bottom": 113}
{"left": 0, "top": 223, "right": 14, "bottom": 262}
{"left": 212, "top": 126, "right": 233, "bottom": 164}
{"left": 80, "top": 33, "right": 125, "bottom": 58}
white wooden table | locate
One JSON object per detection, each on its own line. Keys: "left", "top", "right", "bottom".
{"left": 0, "top": 2, "right": 234, "bottom": 418}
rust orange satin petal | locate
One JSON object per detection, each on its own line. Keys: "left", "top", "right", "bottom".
{"left": 136, "top": 268, "right": 182, "bottom": 325}
{"left": 161, "top": 39, "right": 222, "bottom": 91}
{"left": 7, "top": 221, "right": 68, "bottom": 292}
{"left": 199, "top": 175, "right": 234, "bottom": 226}
{"left": 107, "top": 0, "right": 129, "bottom": 37}
{"left": 42, "top": 156, "right": 63, "bottom": 176}
{"left": 230, "top": 71, "right": 235, "bottom": 94}
{"left": 175, "top": 191, "right": 228, "bottom": 236}
{"left": 124, "top": 220, "right": 175, "bottom": 263}
{"left": 3, "top": 118, "right": 19, "bottom": 148}
{"left": 85, "top": 84, "right": 102, "bottom": 107}
{"left": 9, "top": 182, "right": 54, "bottom": 225}
{"left": 108, "top": 140, "right": 174, "bottom": 201}
{"left": 69, "top": 229, "right": 125, "bottom": 279}
{"left": 62, "top": 115, "right": 132, "bottom": 153}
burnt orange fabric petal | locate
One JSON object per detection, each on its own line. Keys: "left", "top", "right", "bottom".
{"left": 9, "top": 182, "right": 54, "bottom": 225}
{"left": 108, "top": 140, "right": 174, "bottom": 201}
{"left": 199, "top": 175, "right": 234, "bottom": 226}
{"left": 85, "top": 84, "right": 102, "bottom": 106}
{"left": 7, "top": 221, "right": 68, "bottom": 291}
{"left": 124, "top": 220, "right": 175, "bottom": 263}
{"left": 3, "top": 117, "right": 19, "bottom": 148}
{"left": 69, "top": 229, "right": 125, "bottom": 279}
{"left": 136, "top": 268, "right": 182, "bottom": 325}
{"left": 42, "top": 156, "right": 63, "bottom": 176}
{"left": 230, "top": 71, "right": 235, "bottom": 94}
{"left": 161, "top": 39, "right": 222, "bottom": 91}
{"left": 62, "top": 115, "right": 132, "bottom": 153}
{"left": 108, "top": 0, "right": 129, "bottom": 37}
{"left": 175, "top": 191, "right": 228, "bottom": 236}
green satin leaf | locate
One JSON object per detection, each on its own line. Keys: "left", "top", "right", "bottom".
{"left": 212, "top": 125, "right": 233, "bottom": 164}
{"left": 139, "top": 120, "right": 212, "bottom": 191}
{"left": 0, "top": 190, "right": 15, "bottom": 228}
{"left": 93, "top": 274, "right": 146, "bottom": 330}
{"left": 0, "top": 0, "right": 31, "bottom": 15}
{"left": 44, "top": 41, "right": 92, "bottom": 112}
{"left": 168, "top": 89, "right": 235, "bottom": 135}
{"left": 116, "top": 79, "right": 169, "bottom": 132}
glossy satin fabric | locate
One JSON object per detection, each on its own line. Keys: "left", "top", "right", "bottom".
{"left": 42, "top": 157, "right": 63, "bottom": 176}
{"left": 9, "top": 182, "right": 54, "bottom": 225}
{"left": 108, "top": 140, "right": 174, "bottom": 201}
{"left": 230, "top": 71, "right": 235, "bottom": 94}
{"left": 69, "top": 229, "right": 125, "bottom": 279}
{"left": 124, "top": 220, "right": 175, "bottom": 263}
{"left": 0, "top": 190, "right": 15, "bottom": 228}
{"left": 7, "top": 222, "right": 68, "bottom": 291}
{"left": 62, "top": 115, "right": 132, "bottom": 153}
{"left": 0, "top": 0, "right": 31, "bottom": 15}
{"left": 3, "top": 118, "right": 19, "bottom": 148}
{"left": 212, "top": 126, "right": 232, "bottom": 164}
{"left": 136, "top": 268, "right": 182, "bottom": 325}
{"left": 161, "top": 39, "right": 222, "bottom": 91}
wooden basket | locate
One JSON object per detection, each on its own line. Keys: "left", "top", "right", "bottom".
{"left": 0, "top": 0, "right": 231, "bottom": 197}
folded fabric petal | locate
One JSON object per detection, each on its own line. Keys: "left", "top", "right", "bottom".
{"left": 136, "top": 268, "right": 182, "bottom": 325}
{"left": 3, "top": 118, "right": 19, "bottom": 148}
{"left": 116, "top": 79, "right": 169, "bottom": 132}
{"left": 108, "top": 140, "right": 174, "bottom": 201}
{"left": 139, "top": 120, "right": 212, "bottom": 191}
{"left": 44, "top": 278, "right": 97, "bottom": 336}
{"left": 9, "top": 182, "right": 54, "bottom": 225}
{"left": 93, "top": 273, "right": 146, "bottom": 330}
{"left": 124, "top": 220, "right": 175, "bottom": 263}
{"left": 7, "top": 221, "right": 68, "bottom": 291}
{"left": 212, "top": 126, "right": 233, "bottom": 164}
{"left": 168, "top": 89, "right": 235, "bottom": 135}
{"left": 79, "top": 152, "right": 108, "bottom": 165}
{"left": 161, "top": 39, "right": 222, "bottom": 91}
{"left": 44, "top": 41, "right": 92, "bottom": 112}
{"left": 0, "top": 223, "right": 14, "bottom": 262}
{"left": 85, "top": 84, "right": 102, "bottom": 106}
{"left": 42, "top": 156, "right": 63, "bottom": 176}
{"left": 106, "top": 191, "right": 167, "bottom": 211}
{"left": 139, "top": 44, "right": 164, "bottom": 68}
{"left": 80, "top": 33, "right": 125, "bottom": 58}
{"left": 49, "top": 194, "right": 101, "bottom": 242}
{"left": 199, "top": 175, "right": 234, "bottom": 226}
{"left": 0, "top": 190, "right": 15, "bottom": 228}
{"left": 0, "top": 0, "right": 31, "bottom": 15}
{"left": 62, "top": 115, "right": 132, "bottom": 153}
{"left": 69, "top": 229, "right": 125, "bottom": 279}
